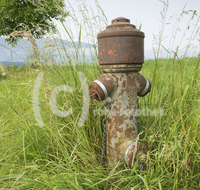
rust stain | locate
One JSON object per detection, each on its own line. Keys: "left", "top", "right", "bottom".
{"left": 108, "top": 50, "right": 116, "bottom": 56}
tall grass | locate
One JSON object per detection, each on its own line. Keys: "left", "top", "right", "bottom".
{"left": 0, "top": 57, "right": 199, "bottom": 189}
{"left": 0, "top": 0, "right": 200, "bottom": 189}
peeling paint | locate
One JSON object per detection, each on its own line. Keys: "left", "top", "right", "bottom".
{"left": 108, "top": 50, "right": 116, "bottom": 56}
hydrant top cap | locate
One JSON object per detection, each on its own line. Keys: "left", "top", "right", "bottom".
{"left": 112, "top": 17, "right": 130, "bottom": 24}
{"left": 97, "top": 17, "right": 144, "bottom": 39}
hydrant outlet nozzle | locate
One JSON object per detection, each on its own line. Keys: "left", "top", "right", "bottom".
{"left": 89, "top": 74, "right": 115, "bottom": 101}
{"left": 137, "top": 74, "right": 151, "bottom": 96}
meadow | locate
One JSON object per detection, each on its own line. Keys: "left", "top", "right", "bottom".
{"left": 0, "top": 0, "right": 200, "bottom": 189}
{"left": 0, "top": 56, "right": 199, "bottom": 189}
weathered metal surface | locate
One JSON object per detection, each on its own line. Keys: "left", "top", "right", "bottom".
{"left": 89, "top": 74, "right": 115, "bottom": 101}
{"left": 97, "top": 17, "right": 145, "bottom": 73}
{"left": 136, "top": 73, "right": 151, "bottom": 96}
{"left": 89, "top": 17, "right": 151, "bottom": 168}
{"left": 89, "top": 72, "right": 151, "bottom": 167}
{"left": 123, "top": 142, "right": 148, "bottom": 167}
{"left": 100, "top": 63, "right": 143, "bottom": 73}
{"left": 111, "top": 17, "right": 130, "bottom": 24}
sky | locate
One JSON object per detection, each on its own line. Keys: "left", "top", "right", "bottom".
{"left": 1, "top": 0, "right": 199, "bottom": 62}
{"left": 58, "top": 0, "right": 200, "bottom": 59}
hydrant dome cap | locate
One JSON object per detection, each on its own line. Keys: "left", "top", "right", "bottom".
{"left": 112, "top": 17, "right": 130, "bottom": 24}
{"left": 97, "top": 17, "right": 145, "bottom": 39}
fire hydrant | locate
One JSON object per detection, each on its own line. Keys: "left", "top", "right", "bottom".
{"left": 89, "top": 17, "right": 151, "bottom": 168}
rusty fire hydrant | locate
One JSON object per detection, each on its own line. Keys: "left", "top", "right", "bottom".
{"left": 89, "top": 17, "right": 151, "bottom": 168}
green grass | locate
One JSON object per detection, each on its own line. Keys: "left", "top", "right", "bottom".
{"left": 0, "top": 57, "right": 199, "bottom": 189}
{"left": 0, "top": 0, "right": 199, "bottom": 188}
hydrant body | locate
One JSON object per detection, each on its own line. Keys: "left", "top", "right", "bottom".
{"left": 89, "top": 17, "right": 151, "bottom": 168}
